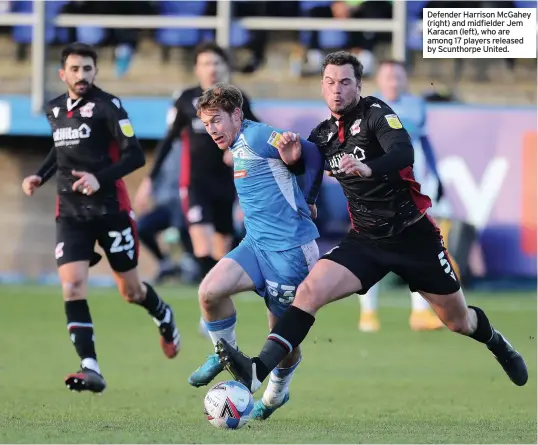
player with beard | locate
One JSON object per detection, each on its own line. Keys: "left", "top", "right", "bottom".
{"left": 139, "top": 42, "right": 259, "bottom": 282}
{"left": 216, "top": 51, "right": 528, "bottom": 393}
{"left": 21, "top": 43, "right": 180, "bottom": 394}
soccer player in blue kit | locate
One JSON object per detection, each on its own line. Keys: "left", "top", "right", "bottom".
{"left": 188, "top": 83, "right": 324, "bottom": 420}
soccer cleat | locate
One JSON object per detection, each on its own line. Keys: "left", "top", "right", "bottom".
{"left": 358, "top": 310, "right": 380, "bottom": 332}
{"left": 487, "top": 330, "right": 528, "bottom": 386}
{"left": 252, "top": 393, "right": 290, "bottom": 420}
{"left": 188, "top": 353, "right": 225, "bottom": 387}
{"left": 65, "top": 368, "right": 106, "bottom": 393}
{"left": 409, "top": 309, "right": 445, "bottom": 331}
{"left": 216, "top": 338, "right": 262, "bottom": 393}
{"left": 154, "top": 304, "right": 180, "bottom": 359}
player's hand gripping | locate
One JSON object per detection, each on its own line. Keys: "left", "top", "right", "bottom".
{"left": 22, "top": 175, "right": 42, "bottom": 196}
{"left": 275, "top": 132, "right": 302, "bottom": 165}
{"left": 72, "top": 170, "right": 101, "bottom": 196}
{"left": 338, "top": 154, "right": 372, "bottom": 177}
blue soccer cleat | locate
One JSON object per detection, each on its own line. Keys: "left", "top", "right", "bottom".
{"left": 188, "top": 353, "right": 225, "bottom": 387}
{"left": 251, "top": 392, "right": 290, "bottom": 420}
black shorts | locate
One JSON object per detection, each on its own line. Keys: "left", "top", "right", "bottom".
{"left": 181, "top": 182, "right": 235, "bottom": 235}
{"left": 322, "top": 215, "right": 461, "bottom": 295}
{"left": 55, "top": 211, "right": 138, "bottom": 272}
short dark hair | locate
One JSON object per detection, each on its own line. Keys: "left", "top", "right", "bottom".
{"left": 378, "top": 59, "right": 406, "bottom": 69}
{"left": 61, "top": 42, "right": 97, "bottom": 67}
{"left": 322, "top": 51, "right": 363, "bottom": 82}
{"left": 194, "top": 41, "right": 230, "bottom": 67}
{"left": 196, "top": 83, "right": 243, "bottom": 117}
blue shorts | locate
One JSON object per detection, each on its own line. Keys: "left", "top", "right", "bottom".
{"left": 226, "top": 237, "right": 319, "bottom": 317}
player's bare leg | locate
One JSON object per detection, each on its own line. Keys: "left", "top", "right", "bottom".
{"left": 114, "top": 268, "right": 180, "bottom": 358}
{"left": 420, "top": 289, "right": 528, "bottom": 386}
{"left": 190, "top": 223, "right": 219, "bottom": 278}
{"left": 189, "top": 258, "right": 255, "bottom": 387}
{"left": 408, "top": 291, "right": 444, "bottom": 331}
{"left": 217, "top": 259, "right": 361, "bottom": 392}
{"left": 60, "top": 261, "right": 106, "bottom": 393}
{"left": 252, "top": 310, "right": 302, "bottom": 420}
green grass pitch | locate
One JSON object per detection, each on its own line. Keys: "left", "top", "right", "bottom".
{"left": 0, "top": 284, "right": 536, "bottom": 443}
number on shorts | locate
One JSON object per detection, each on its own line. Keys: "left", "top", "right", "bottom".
{"left": 108, "top": 227, "right": 134, "bottom": 254}
{"left": 266, "top": 280, "right": 296, "bottom": 304}
{"left": 438, "top": 251, "right": 457, "bottom": 281}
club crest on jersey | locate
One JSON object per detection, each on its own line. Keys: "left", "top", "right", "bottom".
{"left": 350, "top": 119, "right": 361, "bottom": 135}
{"left": 385, "top": 114, "right": 403, "bottom": 129}
{"left": 267, "top": 131, "right": 282, "bottom": 148}
{"left": 119, "top": 119, "right": 134, "bottom": 137}
{"left": 80, "top": 102, "right": 95, "bottom": 118}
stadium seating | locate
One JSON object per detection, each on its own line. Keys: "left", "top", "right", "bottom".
{"left": 299, "top": 1, "right": 347, "bottom": 50}
{"left": 12, "top": 0, "right": 68, "bottom": 45}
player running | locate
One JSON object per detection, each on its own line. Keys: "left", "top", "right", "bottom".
{"left": 216, "top": 51, "right": 528, "bottom": 392}
{"left": 358, "top": 59, "right": 447, "bottom": 332}
{"left": 188, "top": 84, "right": 324, "bottom": 420}
{"left": 21, "top": 43, "right": 180, "bottom": 394}
{"left": 139, "top": 41, "right": 259, "bottom": 282}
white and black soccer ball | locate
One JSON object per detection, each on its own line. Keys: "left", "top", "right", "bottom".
{"left": 204, "top": 380, "right": 254, "bottom": 429}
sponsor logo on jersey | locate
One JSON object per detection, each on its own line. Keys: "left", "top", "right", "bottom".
{"left": 350, "top": 119, "right": 361, "bottom": 135}
{"left": 327, "top": 147, "right": 366, "bottom": 172}
{"left": 119, "top": 119, "right": 134, "bottom": 137}
{"left": 385, "top": 114, "right": 403, "bottom": 129}
{"left": 234, "top": 169, "right": 247, "bottom": 179}
{"left": 267, "top": 131, "right": 282, "bottom": 148}
{"left": 53, "top": 124, "right": 91, "bottom": 146}
{"left": 79, "top": 102, "right": 95, "bottom": 118}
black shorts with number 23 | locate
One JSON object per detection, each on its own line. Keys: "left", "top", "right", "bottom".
{"left": 55, "top": 211, "right": 138, "bottom": 272}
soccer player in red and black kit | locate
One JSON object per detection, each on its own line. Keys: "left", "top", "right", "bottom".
{"left": 217, "top": 51, "right": 528, "bottom": 392}
{"left": 21, "top": 43, "right": 180, "bottom": 393}
{"left": 140, "top": 42, "right": 259, "bottom": 280}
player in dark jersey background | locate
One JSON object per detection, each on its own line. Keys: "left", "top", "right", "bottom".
{"left": 137, "top": 41, "right": 259, "bottom": 282}
{"left": 216, "top": 51, "right": 528, "bottom": 393}
{"left": 21, "top": 43, "right": 180, "bottom": 394}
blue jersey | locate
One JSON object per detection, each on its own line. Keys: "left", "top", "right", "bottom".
{"left": 230, "top": 120, "right": 319, "bottom": 251}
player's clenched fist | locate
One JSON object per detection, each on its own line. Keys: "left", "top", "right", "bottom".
{"left": 72, "top": 170, "right": 101, "bottom": 196}
{"left": 22, "top": 175, "right": 42, "bottom": 196}
{"left": 338, "top": 153, "right": 372, "bottom": 177}
{"left": 275, "top": 131, "right": 302, "bottom": 164}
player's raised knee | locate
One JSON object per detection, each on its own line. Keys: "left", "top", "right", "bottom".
{"left": 198, "top": 278, "right": 223, "bottom": 311}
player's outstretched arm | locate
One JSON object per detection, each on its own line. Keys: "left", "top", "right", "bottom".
{"left": 95, "top": 99, "right": 145, "bottom": 186}
{"left": 364, "top": 108, "right": 414, "bottom": 176}
{"left": 299, "top": 139, "right": 325, "bottom": 207}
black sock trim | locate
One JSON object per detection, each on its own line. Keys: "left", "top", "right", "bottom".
{"left": 139, "top": 282, "right": 166, "bottom": 319}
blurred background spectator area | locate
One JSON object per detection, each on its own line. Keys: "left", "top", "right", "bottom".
{"left": 0, "top": 0, "right": 536, "bottom": 104}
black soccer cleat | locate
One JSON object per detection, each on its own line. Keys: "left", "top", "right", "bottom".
{"left": 488, "top": 329, "right": 528, "bottom": 386}
{"left": 154, "top": 303, "right": 180, "bottom": 359}
{"left": 215, "top": 339, "right": 262, "bottom": 393}
{"left": 65, "top": 368, "right": 106, "bottom": 393}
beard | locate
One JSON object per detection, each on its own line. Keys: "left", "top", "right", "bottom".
{"left": 70, "top": 80, "right": 92, "bottom": 97}
{"left": 330, "top": 95, "right": 359, "bottom": 116}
